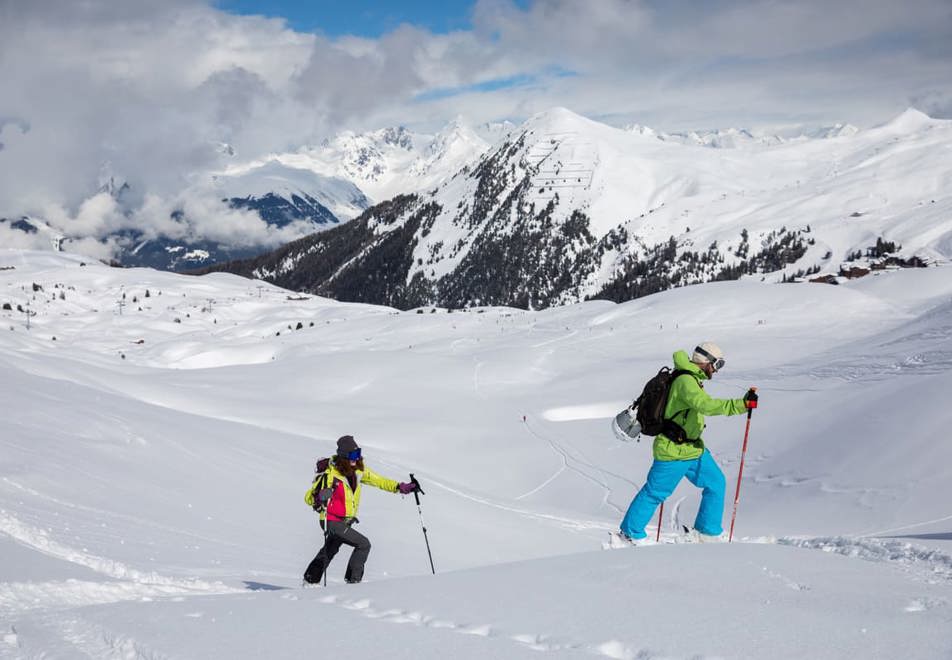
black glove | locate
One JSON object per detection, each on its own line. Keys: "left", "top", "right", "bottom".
{"left": 743, "top": 388, "right": 759, "bottom": 409}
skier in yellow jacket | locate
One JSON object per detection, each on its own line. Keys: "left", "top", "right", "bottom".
{"left": 304, "top": 435, "right": 417, "bottom": 584}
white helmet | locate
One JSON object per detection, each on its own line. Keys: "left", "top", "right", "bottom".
{"left": 692, "top": 342, "right": 725, "bottom": 371}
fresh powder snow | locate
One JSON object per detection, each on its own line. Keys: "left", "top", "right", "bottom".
{"left": 1, "top": 249, "right": 950, "bottom": 658}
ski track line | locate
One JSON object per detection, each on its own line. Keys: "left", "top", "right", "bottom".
{"left": 514, "top": 463, "right": 567, "bottom": 501}
{"left": 514, "top": 418, "right": 569, "bottom": 501}
{"left": 365, "top": 451, "right": 603, "bottom": 540}
{"left": 474, "top": 360, "right": 598, "bottom": 506}
{"left": 527, "top": 417, "right": 639, "bottom": 490}
{"left": 471, "top": 348, "right": 630, "bottom": 509}
{"left": 422, "top": 476, "right": 611, "bottom": 533}
{"left": 523, "top": 419, "right": 618, "bottom": 512}
{"left": 472, "top": 358, "right": 485, "bottom": 398}
{"left": 778, "top": 535, "right": 952, "bottom": 583}
{"left": 857, "top": 512, "right": 952, "bottom": 537}
{"left": 530, "top": 328, "right": 579, "bottom": 349}
{"left": 283, "top": 591, "right": 671, "bottom": 660}
{"left": 0, "top": 510, "right": 239, "bottom": 594}
{"left": 471, "top": 353, "right": 569, "bottom": 503}
{"left": 450, "top": 337, "right": 478, "bottom": 353}
{"left": 523, "top": 416, "right": 634, "bottom": 515}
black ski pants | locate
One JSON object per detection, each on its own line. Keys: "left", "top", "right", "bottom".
{"left": 304, "top": 519, "right": 371, "bottom": 584}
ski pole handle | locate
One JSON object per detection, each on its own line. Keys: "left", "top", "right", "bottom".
{"left": 410, "top": 473, "right": 424, "bottom": 505}
{"left": 743, "top": 387, "right": 758, "bottom": 412}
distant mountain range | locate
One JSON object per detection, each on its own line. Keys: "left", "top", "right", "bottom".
{"left": 202, "top": 107, "right": 951, "bottom": 309}
{"left": 5, "top": 110, "right": 948, "bottom": 292}
{"left": 625, "top": 122, "right": 859, "bottom": 149}
{"left": 1, "top": 120, "right": 492, "bottom": 270}
{"left": 224, "top": 118, "right": 492, "bottom": 204}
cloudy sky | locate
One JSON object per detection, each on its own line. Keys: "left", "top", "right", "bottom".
{"left": 1, "top": 0, "right": 950, "bottom": 253}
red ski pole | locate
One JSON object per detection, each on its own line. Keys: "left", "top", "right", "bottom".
{"left": 729, "top": 389, "right": 757, "bottom": 543}
{"left": 656, "top": 502, "right": 664, "bottom": 542}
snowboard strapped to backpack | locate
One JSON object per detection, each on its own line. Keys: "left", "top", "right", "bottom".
{"left": 613, "top": 367, "right": 694, "bottom": 443}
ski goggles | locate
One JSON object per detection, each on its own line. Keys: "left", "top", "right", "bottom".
{"left": 694, "top": 346, "right": 726, "bottom": 372}
{"left": 344, "top": 448, "right": 362, "bottom": 461}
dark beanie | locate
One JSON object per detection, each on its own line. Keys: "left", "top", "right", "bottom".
{"left": 336, "top": 435, "right": 359, "bottom": 455}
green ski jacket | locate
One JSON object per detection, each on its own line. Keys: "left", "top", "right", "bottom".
{"left": 653, "top": 350, "right": 747, "bottom": 461}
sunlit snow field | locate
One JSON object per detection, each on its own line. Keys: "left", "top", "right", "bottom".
{"left": 1, "top": 249, "right": 950, "bottom": 659}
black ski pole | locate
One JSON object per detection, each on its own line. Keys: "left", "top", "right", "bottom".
{"left": 320, "top": 473, "right": 330, "bottom": 586}
{"left": 409, "top": 474, "right": 436, "bottom": 574}
{"left": 322, "top": 519, "right": 328, "bottom": 587}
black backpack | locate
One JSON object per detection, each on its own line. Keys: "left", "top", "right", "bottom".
{"left": 633, "top": 367, "right": 692, "bottom": 439}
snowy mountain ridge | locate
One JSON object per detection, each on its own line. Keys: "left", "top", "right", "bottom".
{"left": 625, "top": 121, "right": 860, "bottom": 149}
{"left": 211, "top": 106, "right": 952, "bottom": 310}
{"left": 3, "top": 111, "right": 903, "bottom": 282}
{"left": 4, "top": 107, "right": 947, "bottom": 295}
{"left": 210, "top": 160, "right": 371, "bottom": 222}
{"left": 226, "top": 117, "right": 492, "bottom": 205}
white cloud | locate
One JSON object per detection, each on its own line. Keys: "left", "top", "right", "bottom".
{"left": 0, "top": 224, "right": 50, "bottom": 252}
{"left": 62, "top": 236, "right": 123, "bottom": 262}
{"left": 0, "top": 0, "right": 317, "bottom": 218}
{"left": 41, "top": 193, "right": 126, "bottom": 238}
{"left": 170, "top": 188, "right": 323, "bottom": 248}
{"left": 0, "top": 0, "right": 949, "bottom": 253}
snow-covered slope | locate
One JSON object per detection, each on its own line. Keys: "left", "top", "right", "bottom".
{"left": 1, "top": 249, "right": 951, "bottom": 658}
{"left": 419, "top": 106, "right": 950, "bottom": 269}
{"left": 220, "top": 107, "right": 952, "bottom": 310}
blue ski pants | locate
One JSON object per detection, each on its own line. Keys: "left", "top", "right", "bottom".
{"left": 620, "top": 449, "right": 726, "bottom": 539}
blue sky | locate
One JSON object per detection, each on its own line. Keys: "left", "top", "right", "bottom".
{"left": 414, "top": 67, "right": 576, "bottom": 102}
{"left": 218, "top": 0, "right": 545, "bottom": 99}
{"left": 217, "top": 0, "right": 504, "bottom": 36}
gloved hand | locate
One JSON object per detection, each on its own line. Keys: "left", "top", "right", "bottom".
{"left": 744, "top": 388, "right": 759, "bottom": 409}
{"left": 317, "top": 487, "right": 334, "bottom": 504}
{"left": 397, "top": 482, "right": 417, "bottom": 495}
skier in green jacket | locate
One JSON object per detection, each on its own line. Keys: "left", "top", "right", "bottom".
{"left": 619, "top": 343, "right": 757, "bottom": 542}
